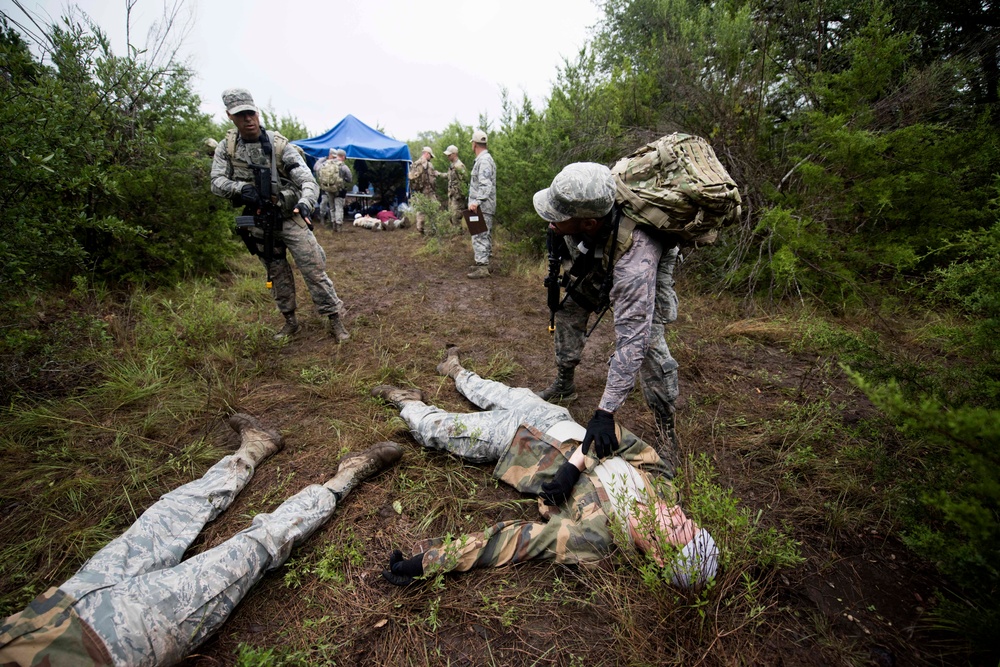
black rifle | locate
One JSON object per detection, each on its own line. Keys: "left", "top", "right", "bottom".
{"left": 235, "top": 129, "right": 282, "bottom": 290}
{"left": 544, "top": 229, "right": 567, "bottom": 334}
{"left": 560, "top": 207, "right": 622, "bottom": 337}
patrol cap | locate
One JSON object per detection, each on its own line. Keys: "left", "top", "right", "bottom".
{"left": 203, "top": 137, "right": 219, "bottom": 150}
{"left": 222, "top": 88, "right": 257, "bottom": 115}
{"left": 336, "top": 148, "right": 347, "bottom": 158}
{"left": 421, "top": 146, "right": 435, "bottom": 158}
{"left": 533, "top": 162, "right": 616, "bottom": 223}
{"left": 443, "top": 145, "right": 458, "bottom": 156}
{"left": 470, "top": 129, "right": 488, "bottom": 144}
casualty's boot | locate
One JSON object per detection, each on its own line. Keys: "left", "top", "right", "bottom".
{"left": 274, "top": 312, "right": 300, "bottom": 340}
{"left": 323, "top": 441, "right": 403, "bottom": 499}
{"left": 466, "top": 264, "right": 490, "bottom": 279}
{"left": 228, "top": 413, "right": 284, "bottom": 466}
{"left": 370, "top": 385, "right": 426, "bottom": 408}
{"left": 536, "top": 366, "right": 578, "bottom": 403}
{"left": 653, "top": 407, "right": 680, "bottom": 472}
{"left": 329, "top": 313, "right": 350, "bottom": 342}
{"left": 436, "top": 346, "right": 465, "bottom": 379}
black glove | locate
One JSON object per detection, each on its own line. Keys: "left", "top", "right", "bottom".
{"left": 381, "top": 549, "right": 424, "bottom": 586}
{"left": 582, "top": 409, "right": 618, "bottom": 459}
{"left": 539, "top": 460, "right": 582, "bottom": 506}
{"left": 240, "top": 184, "right": 261, "bottom": 208}
{"left": 295, "top": 200, "right": 312, "bottom": 219}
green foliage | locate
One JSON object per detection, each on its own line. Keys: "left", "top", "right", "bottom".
{"left": 0, "top": 15, "right": 237, "bottom": 294}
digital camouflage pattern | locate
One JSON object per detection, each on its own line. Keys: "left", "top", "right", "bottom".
{"left": 2, "top": 452, "right": 340, "bottom": 667}
{"left": 399, "top": 369, "right": 573, "bottom": 464}
{"left": 408, "top": 156, "right": 439, "bottom": 198}
{"left": 0, "top": 588, "right": 113, "bottom": 667}
{"left": 551, "top": 228, "right": 680, "bottom": 418}
{"left": 212, "top": 129, "right": 318, "bottom": 215}
{"left": 532, "top": 162, "right": 616, "bottom": 223}
{"left": 468, "top": 150, "right": 496, "bottom": 264}
{"left": 210, "top": 129, "right": 343, "bottom": 316}
{"left": 599, "top": 227, "right": 679, "bottom": 415}
{"left": 467, "top": 150, "right": 496, "bottom": 215}
{"left": 447, "top": 158, "right": 467, "bottom": 224}
{"left": 611, "top": 133, "right": 741, "bottom": 245}
{"left": 394, "top": 369, "right": 676, "bottom": 574}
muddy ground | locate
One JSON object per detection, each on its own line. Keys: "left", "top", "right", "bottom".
{"left": 171, "top": 223, "right": 945, "bottom": 666}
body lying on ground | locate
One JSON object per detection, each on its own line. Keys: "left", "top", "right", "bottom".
{"left": 372, "top": 348, "right": 719, "bottom": 588}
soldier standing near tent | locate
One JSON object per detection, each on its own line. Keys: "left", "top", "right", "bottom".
{"left": 408, "top": 146, "right": 439, "bottom": 234}
{"left": 443, "top": 145, "right": 467, "bottom": 227}
{"left": 467, "top": 129, "right": 496, "bottom": 279}
{"left": 210, "top": 88, "right": 350, "bottom": 342}
{"left": 332, "top": 149, "right": 353, "bottom": 232}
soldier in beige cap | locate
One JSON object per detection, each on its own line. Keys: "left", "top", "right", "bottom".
{"left": 467, "top": 129, "right": 496, "bottom": 278}
{"left": 408, "top": 146, "right": 440, "bottom": 234}
{"left": 210, "top": 88, "right": 350, "bottom": 342}
{"left": 443, "top": 145, "right": 467, "bottom": 226}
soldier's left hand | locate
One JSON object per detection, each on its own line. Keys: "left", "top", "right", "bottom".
{"left": 294, "top": 201, "right": 312, "bottom": 220}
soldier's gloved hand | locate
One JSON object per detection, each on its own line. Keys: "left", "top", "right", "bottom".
{"left": 539, "top": 460, "right": 582, "bottom": 506}
{"left": 240, "top": 184, "right": 261, "bottom": 208}
{"left": 582, "top": 409, "right": 618, "bottom": 459}
{"left": 381, "top": 549, "right": 424, "bottom": 586}
{"left": 294, "top": 201, "right": 312, "bottom": 219}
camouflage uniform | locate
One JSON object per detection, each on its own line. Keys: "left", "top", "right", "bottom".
{"left": 554, "top": 228, "right": 680, "bottom": 418}
{"left": 396, "top": 370, "right": 676, "bottom": 574}
{"left": 467, "top": 149, "right": 496, "bottom": 265}
{"left": 0, "top": 454, "right": 339, "bottom": 667}
{"left": 211, "top": 131, "right": 345, "bottom": 317}
{"left": 446, "top": 158, "right": 467, "bottom": 225}
{"left": 333, "top": 161, "right": 353, "bottom": 229}
{"left": 408, "top": 155, "right": 439, "bottom": 234}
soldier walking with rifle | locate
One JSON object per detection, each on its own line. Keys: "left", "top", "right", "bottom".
{"left": 210, "top": 88, "right": 350, "bottom": 342}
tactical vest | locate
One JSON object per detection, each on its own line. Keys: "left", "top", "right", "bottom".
{"left": 223, "top": 129, "right": 303, "bottom": 216}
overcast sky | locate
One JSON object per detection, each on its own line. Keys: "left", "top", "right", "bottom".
{"left": 5, "top": 0, "right": 604, "bottom": 141}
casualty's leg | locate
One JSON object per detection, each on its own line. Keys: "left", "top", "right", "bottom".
{"left": 60, "top": 413, "right": 283, "bottom": 600}
{"left": 71, "top": 441, "right": 401, "bottom": 667}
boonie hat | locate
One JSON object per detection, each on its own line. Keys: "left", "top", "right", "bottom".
{"left": 443, "top": 145, "right": 458, "bottom": 156}
{"left": 336, "top": 148, "right": 347, "bottom": 158}
{"left": 222, "top": 88, "right": 257, "bottom": 115}
{"left": 421, "top": 146, "right": 435, "bottom": 158}
{"left": 470, "top": 129, "right": 488, "bottom": 144}
{"left": 533, "top": 162, "right": 616, "bottom": 223}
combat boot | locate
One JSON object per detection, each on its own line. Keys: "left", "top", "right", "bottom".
{"left": 467, "top": 264, "right": 490, "bottom": 279}
{"left": 329, "top": 313, "right": 350, "bottom": 342}
{"left": 274, "top": 312, "right": 300, "bottom": 340}
{"left": 228, "top": 413, "right": 284, "bottom": 466}
{"left": 436, "top": 346, "right": 465, "bottom": 379}
{"left": 324, "top": 441, "right": 403, "bottom": 500}
{"left": 370, "top": 385, "right": 426, "bottom": 408}
{"left": 536, "top": 366, "right": 578, "bottom": 403}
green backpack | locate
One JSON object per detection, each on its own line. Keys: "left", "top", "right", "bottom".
{"left": 318, "top": 159, "right": 345, "bottom": 192}
{"left": 611, "top": 133, "right": 741, "bottom": 245}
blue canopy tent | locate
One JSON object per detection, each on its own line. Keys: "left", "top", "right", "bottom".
{"left": 293, "top": 115, "right": 412, "bottom": 202}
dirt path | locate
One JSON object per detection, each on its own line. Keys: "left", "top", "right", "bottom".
{"left": 181, "top": 224, "right": 940, "bottom": 666}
